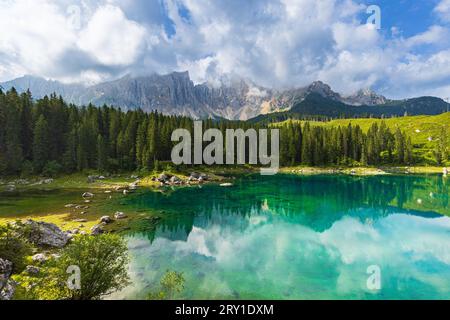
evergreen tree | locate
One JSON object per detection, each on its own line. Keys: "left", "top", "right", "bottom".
{"left": 32, "top": 115, "right": 49, "bottom": 172}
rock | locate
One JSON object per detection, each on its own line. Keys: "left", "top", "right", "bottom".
{"left": 220, "top": 183, "right": 233, "bottom": 187}
{"left": 98, "top": 176, "right": 106, "bottom": 180}
{"left": 170, "top": 176, "right": 181, "bottom": 184}
{"left": 84, "top": 200, "right": 92, "bottom": 203}
{"left": 73, "top": 219, "right": 87, "bottom": 223}
{"left": 65, "top": 204, "right": 76, "bottom": 208}
{"left": 444, "top": 168, "right": 448, "bottom": 176}
{"left": 25, "top": 265, "right": 40, "bottom": 275}
{"left": 0, "top": 259, "right": 13, "bottom": 293}
{"left": 114, "top": 212, "right": 128, "bottom": 220}
{"left": 157, "top": 174, "right": 170, "bottom": 182}
{"left": 190, "top": 172, "right": 200, "bottom": 179}
{"left": 104, "top": 190, "right": 112, "bottom": 194}
{"left": 0, "top": 263, "right": 15, "bottom": 300}
{"left": 5, "top": 184, "right": 16, "bottom": 192}
{"left": 70, "top": 228, "right": 80, "bottom": 234}
{"left": 90, "top": 224, "right": 105, "bottom": 235}
{"left": 100, "top": 216, "right": 113, "bottom": 224}
{"left": 82, "top": 192, "right": 94, "bottom": 198}
{"left": 32, "top": 253, "right": 48, "bottom": 263}
{"left": 43, "top": 178, "right": 54, "bottom": 184}
{"left": 123, "top": 189, "right": 129, "bottom": 195}
{"left": 17, "top": 220, "right": 69, "bottom": 248}
{"left": 87, "top": 175, "right": 97, "bottom": 183}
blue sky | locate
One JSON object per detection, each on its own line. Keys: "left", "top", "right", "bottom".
{"left": 1, "top": 0, "right": 450, "bottom": 99}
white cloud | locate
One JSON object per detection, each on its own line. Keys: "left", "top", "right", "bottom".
{"left": 435, "top": 0, "right": 450, "bottom": 23}
{"left": 2, "top": 0, "right": 450, "bottom": 99}
{"left": 77, "top": 5, "right": 146, "bottom": 66}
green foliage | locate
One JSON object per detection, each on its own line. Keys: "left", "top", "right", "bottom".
{"left": 18, "top": 234, "right": 130, "bottom": 300}
{"left": 0, "top": 223, "right": 32, "bottom": 273}
{"left": 42, "top": 161, "right": 63, "bottom": 177}
{"left": 147, "top": 270, "right": 185, "bottom": 300}
{"left": 54, "top": 234, "right": 130, "bottom": 300}
{"left": 0, "top": 87, "right": 448, "bottom": 177}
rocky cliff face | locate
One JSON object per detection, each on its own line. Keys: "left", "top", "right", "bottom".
{"left": 1, "top": 72, "right": 445, "bottom": 120}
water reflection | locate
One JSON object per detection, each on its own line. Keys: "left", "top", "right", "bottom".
{"left": 117, "top": 174, "right": 450, "bottom": 299}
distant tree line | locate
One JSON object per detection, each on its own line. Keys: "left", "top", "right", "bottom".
{"left": 278, "top": 121, "right": 417, "bottom": 166}
{"left": 0, "top": 88, "right": 446, "bottom": 176}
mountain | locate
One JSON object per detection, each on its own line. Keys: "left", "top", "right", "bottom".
{"left": 249, "top": 93, "right": 450, "bottom": 124}
{"left": 2, "top": 73, "right": 449, "bottom": 121}
{"left": 343, "top": 88, "right": 389, "bottom": 106}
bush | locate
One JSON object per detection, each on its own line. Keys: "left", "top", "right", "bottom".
{"left": 51, "top": 234, "right": 130, "bottom": 300}
{"left": 42, "top": 161, "right": 63, "bottom": 177}
{"left": 0, "top": 224, "right": 32, "bottom": 273}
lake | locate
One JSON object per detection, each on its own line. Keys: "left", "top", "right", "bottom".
{"left": 114, "top": 174, "right": 450, "bottom": 300}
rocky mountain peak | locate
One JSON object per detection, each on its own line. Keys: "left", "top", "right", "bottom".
{"left": 345, "top": 88, "right": 388, "bottom": 106}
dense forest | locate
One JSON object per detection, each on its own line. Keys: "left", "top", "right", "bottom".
{"left": 0, "top": 88, "right": 447, "bottom": 176}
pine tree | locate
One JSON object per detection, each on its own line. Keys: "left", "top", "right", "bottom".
{"left": 32, "top": 115, "right": 49, "bottom": 173}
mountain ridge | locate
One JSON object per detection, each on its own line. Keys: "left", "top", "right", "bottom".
{"left": 1, "top": 72, "right": 448, "bottom": 121}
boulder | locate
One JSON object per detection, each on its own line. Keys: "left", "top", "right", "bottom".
{"left": 220, "top": 183, "right": 233, "bottom": 187}
{"left": 0, "top": 258, "right": 16, "bottom": 300}
{"left": 90, "top": 224, "right": 105, "bottom": 236}
{"left": 114, "top": 212, "right": 128, "bottom": 220}
{"left": 190, "top": 172, "right": 200, "bottom": 179}
{"left": 157, "top": 174, "right": 170, "bottom": 182}
{"left": 100, "top": 216, "right": 113, "bottom": 224}
{"left": 5, "top": 184, "right": 16, "bottom": 192}
{"left": 82, "top": 192, "right": 94, "bottom": 198}
{"left": 25, "top": 265, "right": 40, "bottom": 275}
{"left": 0, "top": 258, "right": 13, "bottom": 288}
{"left": 17, "top": 220, "right": 69, "bottom": 248}
{"left": 170, "top": 176, "right": 181, "bottom": 184}
{"left": 32, "top": 253, "right": 48, "bottom": 263}
{"left": 87, "top": 175, "right": 97, "bottom": 183}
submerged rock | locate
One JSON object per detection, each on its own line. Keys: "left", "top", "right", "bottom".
{"left": 82, "top": 192, "right": 94, "bottom": 198}
{"left": 114, "top": 212, "right": 128, "bottom": 220}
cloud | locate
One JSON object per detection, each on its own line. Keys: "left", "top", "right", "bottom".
{"left": 435, "top": 0, "right": 450, "bottom": 23}
{"left": 2, "top": 0, "right": 450, "bottom": 98}
{"left": 77, "top": 5, "right": 147, "bottom": 66}
{"left": 118, "top": 212, "right": 450, "bottom": 299}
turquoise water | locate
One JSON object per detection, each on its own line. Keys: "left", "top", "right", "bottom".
{"left": 117, "top": 174, "right": 450, "bottom": 300}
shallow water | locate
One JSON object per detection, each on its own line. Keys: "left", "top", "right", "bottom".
{"left": 113, "top": 175, "right": 448, "bottom": 299}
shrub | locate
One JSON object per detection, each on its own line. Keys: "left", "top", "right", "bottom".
{"left": 0, "top": 223, "right": 32, "bottom": 273}
{"left": 42, "top": 161, "right": 63, "bottom": 177}
{"left": 53, "top": 234, "right": 130, "bottom": 300}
